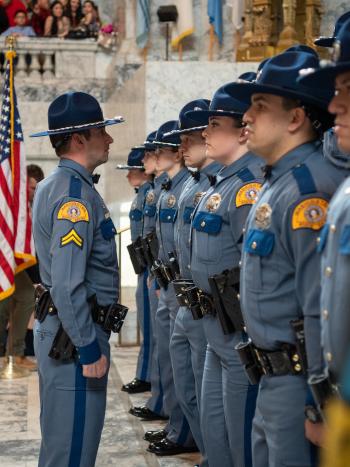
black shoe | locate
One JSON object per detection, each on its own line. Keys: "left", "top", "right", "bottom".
{"left": 129, "top": 406, "right": 169, "bottom": 421}
{"left": 147, "top": 438, "right": 199, "bottom": 456}
{"left": 144, "top": 429, "right": 168, "bottom": 443}
{"left": 121, "top": 378, "right": 151, "bottom": 394}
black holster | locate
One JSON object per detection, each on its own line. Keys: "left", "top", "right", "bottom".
{"left": 172, "top": 279, "right": 215, "bottom": 320}
{"left": 168, "top": 251, "right": 180, "bottom": 279}
{"left": 127, "top": 236, "right": 147, "bottom": 274}
{"left": 48, "top": 324, "right": 76, "bottom": 361}
{"left": 34, "top": 284, "right": 55, "bottom": 322}
{"left": 141, "top": 231, "right": 159, "bottom": 269}
{"left": 309, "top": 374, "right": 338, "bottom": 418}
{"left": 208, "top": 267, "right": 244, "bottom": 335}
{"left": 290, "top": 318, "right": 308, "bottom": 374}
{"left": 172, "top": 279, "right": 195, "bottom": 306}
{"left": 235, "top": 340, "right": 264, "bottom": 385}
{"left": 151, "top": 260, "right": 173, "bottom": 289}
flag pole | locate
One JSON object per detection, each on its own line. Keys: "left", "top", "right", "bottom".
{"left": 0, "top": 36, "right": 30, "bottom": 380}
{"left": 208, "top": 24, "right": 215, "bottom": 61}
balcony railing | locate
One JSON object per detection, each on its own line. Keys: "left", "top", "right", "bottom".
{"left": 0, "top": 37, "right": 115, "bottom": 80}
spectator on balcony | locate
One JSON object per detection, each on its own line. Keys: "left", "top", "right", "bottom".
{"left": 44, "top": 0, "right": 69, "bottom": 38}
{"left": 66, "top": 0, "right": 82, "bottom": 30}
{"left": 0, "top": 4, "right": 9, "bottom": 33}
{"left": 1, "top": 9, "right": 36, "bottom": 36}
{"left": 30, "top": 0, "right": 50, "bottom": 36}
{"left": 0, "top": 0, "right": 26, "bottom": 27}
{"left": 80, "top": 0, "right": 100, "bottom": 37}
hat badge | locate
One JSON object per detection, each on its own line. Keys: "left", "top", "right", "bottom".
{"left": 332, "top": 40, "right": 341, "bottom": 63}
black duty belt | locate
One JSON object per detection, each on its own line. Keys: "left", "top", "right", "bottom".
{"left": 172, "top": 279, "right": 216, "bottom": 320}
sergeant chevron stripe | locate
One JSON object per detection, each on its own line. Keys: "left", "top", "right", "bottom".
{"left": 60, "top": 229, "right": 83, "bottom": 248}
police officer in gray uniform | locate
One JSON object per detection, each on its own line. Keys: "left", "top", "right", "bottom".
{"left": 299, "top": 16, "right": 350, "bottom": 400}
{"left": 147, "top": 120, "right": 198, "bottom": 456}
{"left": 226, "top": 51, "right": 347, "bottom": 467}
{"left": 30, "top": 91, "right": 125, "bottom": 467}
{"left": 187, "top": 83, "right": 262, "bottom": 467}
{"left": 117, "top": 148, "right": 154, "bottom": 394}
{"left": 129, "top": 132, "right": 169, "bottom": 422}
{"left": 164, "top": 99, "right": 222, "bottom": 466}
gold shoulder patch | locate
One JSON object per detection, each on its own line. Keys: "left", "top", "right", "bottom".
{"left": 236, "top": 182, "right": 262, "bottom": 207}
{"left": 60, "top": 229, "right": 83, "bottom": 249}
{"left": 292, "top": 198, "right": 328, "bottom": 231}
{"left": 57, "top": 201, "right": 89, "bottom": 223}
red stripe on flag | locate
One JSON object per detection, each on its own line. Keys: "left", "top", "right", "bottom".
{"left": 0, "top": 248, "right": 14, "bottom": 285}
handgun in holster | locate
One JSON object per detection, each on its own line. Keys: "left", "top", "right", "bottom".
{"left": 235, "top": 339, "right": 265, "bottom": 385}
{"left": 150, "top": 260, "right": 173, "bottom": 289}
{"left": 208, "top": 267, "right": 244, "bottom": 335}
{"left": 141, "top": 231, "right": 159, "bottom": 269}
{"left": 127, "top": 236, "right": 147, "bottom": 274}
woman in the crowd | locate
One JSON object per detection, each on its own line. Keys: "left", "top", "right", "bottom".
{"left": 44, "top": 0, "right": 70, "bottom": 38}
{"left": 80, "top": 0, "right": 100, "bottom": 36}
{"left": 65, "top": 0, "right": 83, "bottom": 31}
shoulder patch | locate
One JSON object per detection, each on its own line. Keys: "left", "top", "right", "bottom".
{"left": 60, "top": 229, "right": 83, "bottom": 249}
{"left": 236, "top": 182, "right": 262, "bottom": 207}
{"left": 292, "top": 198, "right": 328, "bottom": 231}
{"left": 57, "top": 201, "right": 89, "bottom": 223}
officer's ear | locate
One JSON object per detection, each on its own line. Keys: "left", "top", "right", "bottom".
{"left": 70, "top": 132, "right": 85, "bottom": 149}
{"left": 288, "top": 106, "right": 307, "bottom": 134}
{"left": 238, "top": 126, "right": 249, "bottom": 145}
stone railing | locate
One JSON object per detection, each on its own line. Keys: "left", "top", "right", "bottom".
{"left": 0, "top": 37, "right": 115, "bottom": 80}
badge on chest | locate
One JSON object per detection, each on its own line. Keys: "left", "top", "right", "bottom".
{"left": 206, "top": 193, "right": 222, "bottom": 212}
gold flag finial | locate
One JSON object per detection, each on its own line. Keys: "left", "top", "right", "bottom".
{"left": 5, "top": 35, "right": 17, "bottom": 60}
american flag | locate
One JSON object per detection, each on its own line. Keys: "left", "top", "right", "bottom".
{"left": 0, "top": 51, "right": 36, "bottom": 300}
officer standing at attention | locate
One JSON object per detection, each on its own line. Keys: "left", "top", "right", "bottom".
{"left": 129, "top": 132, "right": 169, "bottom": 422}
{"left": 299, "top": 17, "right": 350, "bottom": 465}
{"left": 147, "top": 120, "right": 198, "bottom": 456}
{"left": 226, "top": 51, "right": 347, "bottom": 467}
{"left": 187, "top": 83, "right": 262, "bottom": 467}
{"left": 161, "top": 99, "right": 221, "bottom": 465}
{"left": 117, "top": 148, "right": 153, "bottom": 394}
{"left": 30, "top": 91, "right": 125, "bottom": 467}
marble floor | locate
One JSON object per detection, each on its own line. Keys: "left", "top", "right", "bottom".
{"left": 0, "top": 340, "right": 200, "bottom": 467}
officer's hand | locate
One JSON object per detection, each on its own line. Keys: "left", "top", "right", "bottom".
{"left": 305, "top": 419, "right": 325, "bottom": 447}
{"left": 155, "top": 290, "right": 160, "bottom": 299}
{"left": 82, "top": 354, "right": 108, "bottom": 379}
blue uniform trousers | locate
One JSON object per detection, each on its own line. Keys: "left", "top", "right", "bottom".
{"left": 135, "top": 269, "right": 153, "bottom": 383}
{"left": 145, "top": 276, "right": 166, "bottom": 415}
{"left": 201, "top": 314, "right": 258, "bottom": 467}
{"left": 156, "top": 284, "right": 195, "bottom": 446}
{"left": 34, "top": 315, "right": 110, "bottom": 467}
{"left": 170, "top": 306, "right": 208, "bottom": 464}
{"left": 252, "top": 375, "right": 317, "bottom": 467}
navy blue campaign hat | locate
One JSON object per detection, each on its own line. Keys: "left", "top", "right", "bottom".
{"left": 30, "top": 91, "right": 124, "bottom": 137}
{"left": 315, "top": 11, "right": 350, "bottom": 47}
{"left": 185, "top": 85, "right": 249, "bottom": 123}
{"left": 154, "top": 121, "right": 181, "bottom": 147}
{"left": 116, "top": 148, "right": 144, "bottom": 170}
{"left": 285, "top": 44, "right": 318, "bottom": 57}
{"left": 237, "top": 71, "right": 257, "bottom": 82}
{"left": 299, "top": 17, "right": 350, "bottom": 89}
{"left": 163, "top": 99, "right": 211, "bottom": 137}
{"left": 143, "top": 131, "right": 157, "bottom": 150}
{"left": 224, "top": 51, "right": 334, "bottom": 110}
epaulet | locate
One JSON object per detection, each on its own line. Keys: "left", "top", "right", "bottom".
{"left": 237, "top": 167, "right": 255, "bottom": 182}
{"left": 69, "top": 175, "right": 82, "bottom": 199}
{"left": 292, "top": 164, "right": 317, "bottom": 195}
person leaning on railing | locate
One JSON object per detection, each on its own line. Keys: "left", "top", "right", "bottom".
{"left": 80, "top": 0, "right": 99, "bottom": 37}
{"left": 1, "top": 9, "right": 35, "bottom": 36}
{"left": 44, "top": 0, "right": 69, "bottom": 38}
{"left": 30, "top": 0, "right": 50, "bottom": 36}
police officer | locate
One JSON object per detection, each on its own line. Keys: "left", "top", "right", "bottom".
{"left": 299, "top": 18, "right": 350, "bottom": 464}
{"left": 146, "top": 120, "right": 198, "bottom": 456}
{"left": 226, "top": 51, "right": 347, "bottom": 467}
{"left": 160, "top": 99, "right": 221, "bottom": 465}
{"left": 117, "top": 148, "right": 153, "bottom": 394}
{"left": 129, "top": 131, "right": 169, "bottom": 422}
{"left": 187, "top": 83, "right": 262, "bottom": 467}
{"left": 30, "top": 91, "right": 125, "bottom": 467}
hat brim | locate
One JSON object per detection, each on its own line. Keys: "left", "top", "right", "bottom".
{"left": 131, "top": 145, "right": 146, "bottom": 150}
{"left": 163, "top": 125, "right": 207, "bottom": 136}
{"left": 116, "top": 164, "right": 144, "bottom": 170}
{"left": 185, "top": 109, "right": 244, "bottom": 122}
{"left": 298, "top": 62, "right": 350, "bottom": 89}
{"left": 314, "top": 37, "right": 334, "bottom": 47}
{"left": 153, "top": 140, "right": 180, "bottom": 148}
{"left": 144, "top": 143, "right": 157, "bottom": 151}
{"left": 30, "top": 116, "right": 125, "bottom": 138}
{"left": 224, "top": 82, "right": 331, "bottom": 110}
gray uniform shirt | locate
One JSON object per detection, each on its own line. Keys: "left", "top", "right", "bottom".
{"left": 32, "top": 158, "right": 119, "bottom": 364}
{"left": 129, "top": 181, "right": 151, "bottom": 242}
{"left": 241, "top": 141, "right": 347, "bottom": 376}
{"left": 143, "top": 172, "right": 168, "bottom": 237}
{"left": 319, "top": 175, "right": 350, "bottom": 377}
{"left": 156, "top": 167, "right": 190, "bottom": 264}
{"left": 175, "top": 162, "right": 222, "bottom": 280}
{"left": 190, "top": 152, "right": 263, "bottom": 293}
